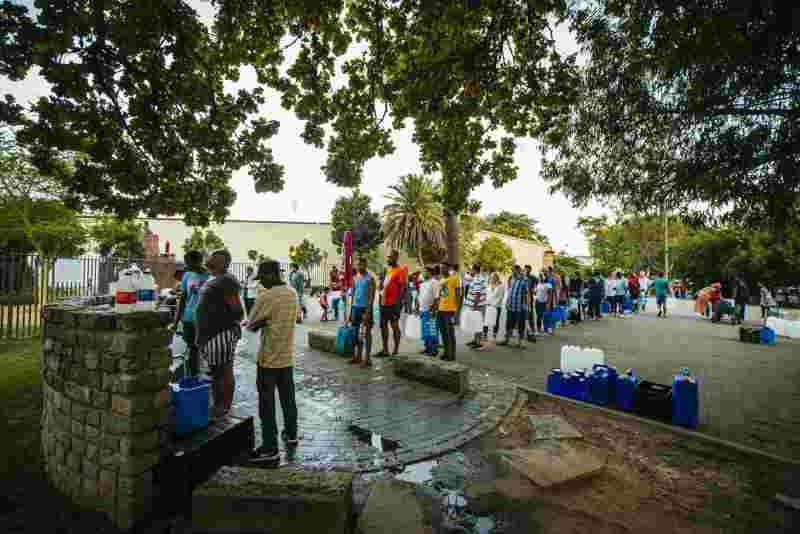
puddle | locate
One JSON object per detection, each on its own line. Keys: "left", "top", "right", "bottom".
{"left": 348, "top": 424, "right": 400, "bottom": 452}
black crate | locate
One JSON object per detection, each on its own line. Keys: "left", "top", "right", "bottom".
{"left": 632, "top": 381, "right": 673, "bottom": 421}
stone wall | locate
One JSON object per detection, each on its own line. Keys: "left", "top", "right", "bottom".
{"left": 40, "top": 302, "right": 173, "bottom": 531}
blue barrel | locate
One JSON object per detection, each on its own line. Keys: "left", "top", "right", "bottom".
{"left": 672, "top": 369, "right": 699, "bottom": 428}
{"left": 601, "top": 301, "right": 610, "bottom": 313}
{"left": 615, "top": 373, "right": 637, "bottom": 412}
{"left": 623, "top": 296, "right": 632, "bottom": 312}
{"left": 588, "top": 370, "right": 609, "bottom": 405}
{"left": 172, "top": 377, "right": 210, "bottom": 435}
{"left": 546, "top": 368, "right": 564, "bottom": 396}
{"left": 760, "top": 326, "right": 776, "bottom": 345}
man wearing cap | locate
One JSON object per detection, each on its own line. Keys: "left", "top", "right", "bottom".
{"left": 195, "top": 249, "right": 244, "bottom": 418}
{"left": 245, "top": 260, "right": 300, "bottom": 463}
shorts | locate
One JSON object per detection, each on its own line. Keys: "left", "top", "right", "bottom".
{"left": 351, "top": 306, "right": 373, "bottom": 332}
{"left": 200, "top": 326, "right": 241, "bottom": 367}
{"left": 380, "top": 303, "right": 401, "bottom": 325}
{"left": 656, "top": 295, "right": 667, "bottom": 306}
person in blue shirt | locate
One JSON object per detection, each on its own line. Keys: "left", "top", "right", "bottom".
{"left": 654, "top": 272, "right": 670, "bottom": 317}
{"left": 499, "top": 265, "right": 529, "bottom": 348}
{"left": 349, "top": 256, "right": 377, "bottom": 368}
{"left": 170, "top": 250, "right": 209, "bottom": 376}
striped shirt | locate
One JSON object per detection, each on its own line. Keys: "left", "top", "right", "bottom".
{"left": 248, "top": 284, "right": 298, "bottom": 369}
{"left": 466, "top": 275, "right": 488, "bottom": 309}
{"left": 506, "top": 276, "right": 530, "bottom": 312}
{"left": 200, "top": 326, "right": 241, "bottom": 366}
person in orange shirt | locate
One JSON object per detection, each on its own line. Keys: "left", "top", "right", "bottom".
{"left": 376, "top": 250, "right": 407, "bottom": 357}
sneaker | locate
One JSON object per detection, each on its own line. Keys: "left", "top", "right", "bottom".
{"left": 251, "top": 447, "right": 280, "bottom": 463}
{"left": 281, "top": 430, "right": 299, "bottom": 446}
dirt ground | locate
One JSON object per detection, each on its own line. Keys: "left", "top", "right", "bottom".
{"left": 478, "top": 395, "right": 796, "bottom": 534}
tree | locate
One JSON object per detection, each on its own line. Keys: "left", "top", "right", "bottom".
{"left": 0, "top": 140, "right": 87, "bottom": 258}
{"left": 330, "top": 190, "right": 383, "bottom": 255}
{"left": 89, "top": 216, "right": 145, "bottom": 258}
{"left": 0, "top": 0, "right": 284, "bottom": 227}
{"left": 475, "top": 236, "right": 513, "bottom": 275}
{"left": 482, "top": 211, "right": 549, "bottom": 244}
{"left": 289, "top": 239, "right": 323, "bottom": 286}
{"left": 553, "top": 254, "right": 583, "bottom": 278}
{"left": 382, "top": 174, "right": 445, "bottom": 267}
{"left": 183, "top": 228, "right": 225, "bottom": 258}
{"left": 542, "top": 1, "right": 800, "bottom": 236}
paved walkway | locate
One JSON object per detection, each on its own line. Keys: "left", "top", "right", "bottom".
{"left": 357, "top": 297, "right": 800, "bottom": 461}
{"left": 227, "top": 325, "right": 517, "bottom": 472}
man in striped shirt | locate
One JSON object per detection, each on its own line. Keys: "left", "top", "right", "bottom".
{"left": 499, "top": 265, "right": 529, "bottom": 348}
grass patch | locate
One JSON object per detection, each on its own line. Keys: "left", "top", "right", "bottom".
{"left": 0, "top": 338, "right": 44, "bottom": 485}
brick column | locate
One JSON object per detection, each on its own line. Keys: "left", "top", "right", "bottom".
{"left": 40, "top": 302, "right": 173, "bottom": 531}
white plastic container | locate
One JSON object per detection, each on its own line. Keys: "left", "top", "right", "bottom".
{"left": 137, "top": 270, "right": 157, "bottom": 311}
{"left": 115, "top": 269, "right": 138, "bottom": 314}
{"left": 766, "top": 317, "right": 785, "bottom": 337}
{"left": 560, "top": 345, "right": 606, "bottom": 373}
{"left": 785, "top": 320, "right": 800, "bottom": 339}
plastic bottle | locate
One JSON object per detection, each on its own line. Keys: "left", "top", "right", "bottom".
{"left": 137, "top": 269, "right": 157, "bottom": 311}
{"left": 115, "top": 269, "right": 137, "bottom": 314}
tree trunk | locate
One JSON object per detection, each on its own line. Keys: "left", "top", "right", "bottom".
{"left": 445, "top": 209, "right": 460, "bottom": 267}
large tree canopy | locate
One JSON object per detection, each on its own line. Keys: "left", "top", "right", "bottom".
{"left": 481, "top": 211, "right": 549, "bottom": 244}
{"left": 1, "top": 0, "right": 283, "bottom": 226}
{"left": 542, "top": 0, "right": 800, "bottom": 234}
{"left": 2, "top": 0, "right": 579, "bottom": 257}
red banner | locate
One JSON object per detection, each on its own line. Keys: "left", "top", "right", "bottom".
{"left": 343, "top": 230, "right": 353, "bottom": 290}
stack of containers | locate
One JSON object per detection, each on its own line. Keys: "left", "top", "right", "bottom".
{"left": 566, "top": 370, "right": 590, "bottom": 402}
{"left": 588, "top": 364, "right": 618, "bottom": 406}
{"left": 560, "top": 345, "right": 606, "bottom": 374}
{"left": 546, "top": 368, "right": 564, "bottom": 396}
{"left": 615, "top": 369, "right": 638, "bottom": 411}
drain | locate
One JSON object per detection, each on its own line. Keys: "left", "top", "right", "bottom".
{"left": 348, "top": 424, "right": 400, "bottom": 452}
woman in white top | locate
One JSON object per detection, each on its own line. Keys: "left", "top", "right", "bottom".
{"left": 639, "top": 271, "right": 651, "bottom": 311}
{"left": 480, "top": 273, "right": 506, "bottom": 350}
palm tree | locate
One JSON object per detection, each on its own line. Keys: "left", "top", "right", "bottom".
{"left": 382, "top": 174, "right": 446, "bottom": 267}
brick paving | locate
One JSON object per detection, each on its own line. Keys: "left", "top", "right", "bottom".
{"left": 228, "top": 323, "right": 517, "bottom": 473}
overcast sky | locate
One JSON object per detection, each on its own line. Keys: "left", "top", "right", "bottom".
{"left": 4, "top": 0, "right": 608, "bottom": 255}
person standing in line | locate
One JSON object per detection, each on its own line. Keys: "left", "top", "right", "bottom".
{"left": 604, "top": 272, "right": 616, "bottom": 316}
{"left": 615, "top": 272, "right": 627, "bottom": 315}
{"left": 319, "top": 287, "right": 330, "bottom": 321}
{"left": 480, "top": 272, "right": 505, "bottom": 351}
{"left": 195, "top": 250, "right": 243, "bottom": 418}
{"left": 524, "top": 265, "right": 537, "bottom": 337}
{"left": 639, "top": 271, "right": 651, "bottom": 312}
{"left": 376, "top": 250, "right": 407, "bottom": 358}
{"left": 628, "top": 272, "right": 641, "bottom": 313}
{"left": 349, "top": 256, "right": 376, "bottom": 367}
{"left": 417, "top": 266, "right": 440, "bottom": 356}
{"left": 246, "top": 260, "right": 300, "bottom": 463}
{"left": 734, "top": 276, "right": 749, "bottom": 325}
{"left": 329, "top": 265, "right": 343, "bottom": 321}
{"left": 499, "top": 265, "right": 529, "bottom": 348}
{"left": 437, "top": 262, "right": 460, "bottom": 361}
{"left": 244, "top": 266, "right": 259, "bottom": 315}
{"left": 534, "top": 272, "right": 552, "bottom": 334}
{"left": 588, "top": 272, "right": 604, "bottom": 320}
{"left": 709, "top": 281, "right": 723, "bottom": 322}
{"left": 170, "top": 250, "right": 209, "bottom": 377}
{"left": 760, "top": 283, "right": 775, "bottom": 324}
{"left": 288, "top": 264, "right": 306, "bottom": 323}
{"left": 654, "top": 271, "right": 670, "bottom": 318}
{"left": 465, "top": 264, "right": 489, "bottom": 349}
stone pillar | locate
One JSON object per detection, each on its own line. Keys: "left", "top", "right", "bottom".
{"left": 40, "top": 301, "right": 173, "bottom": 531}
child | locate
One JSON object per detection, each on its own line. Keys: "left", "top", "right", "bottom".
{"left": 319, "top": 287, "right": 330, "bottom": 321}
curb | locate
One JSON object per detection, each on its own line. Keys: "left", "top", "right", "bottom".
{"left": 517, "top": 385, "right": 800, "bottom": 468}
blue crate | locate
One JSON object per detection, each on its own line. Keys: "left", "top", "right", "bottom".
{"left": 171, "top": 376, "right": 210, "bottom": 436}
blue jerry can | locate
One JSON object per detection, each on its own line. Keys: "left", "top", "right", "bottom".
{"left": 615, "top": 371, "right": 637, "bottom": 412}
{"left": 171, "top": 377, "right": 210, "bottom": 436}
{"left": 672, "top": 368, "right": 699, "bottom": 429}
{"left": 547, "top": 368, "right": 564, "bottom": 396}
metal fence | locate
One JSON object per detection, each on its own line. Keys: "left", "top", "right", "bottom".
{"left": 0, "top": 253, "right": 328, "bottom": 340}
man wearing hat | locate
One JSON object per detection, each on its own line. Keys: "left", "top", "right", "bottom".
{"left": 245, "top": 260, "right": 300, "bottom": 463}
{"left": 195, "top": 249, "right": 243, "bottom": 418}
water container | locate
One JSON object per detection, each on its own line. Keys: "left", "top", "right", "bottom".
{"left": 588, "top": 369, "right": 610, "bottom": 405}
{"left": 632, "top": 380, "right": 673, "bottom": 421}
{"left": 671, "top": 368, "right": 699, "bottom": 429}
{"left": 137, "top": 269, "right": 157, "bottom": 312}
{"left": 592, "top": 364, "right": 618, "bottom": 404}
{"left": 115, "top": 269, "right": 138, "bottom": 314}
{"left": 571, "top": 371, "right": 590, "bottom": 402}
{"left": 767, "top": 317, "right": 785, "bottom": 337}
{"left": 785, "top": 321, "right": 800, "bottom": 339}
{"left": 760, "top": 326, "right": 776, "bottom": 345}
{"left": 615, "top": 370, "right": 637, "bottom": 412}
{"left": 335, "top": 326, "right": 355, "bottom": 354}
{"left": 546, "top": 368, "right": 564, "bottom": 396}
{"left": 171, "top": 376, "right": 210, "bottom": 435}
{"left": 601, "top": 301, "right": 609, "bottom": 314}
{"left": 623, "top": 296, "right": 632, "bottom": 312}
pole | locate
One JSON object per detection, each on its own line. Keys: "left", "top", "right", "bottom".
{"left": 664, "top": 207, "right": 669, "bottom": 280}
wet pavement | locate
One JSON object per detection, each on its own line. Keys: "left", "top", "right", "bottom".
{"left": 223, "top": 322, "right": 517, "bottom": 472}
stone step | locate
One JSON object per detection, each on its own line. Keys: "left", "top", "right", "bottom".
{"left": 191, "top": 466, "right": 353, "bottom": 534}
{"left": 392, "top": 355, "right": 469, "bottom": 395}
